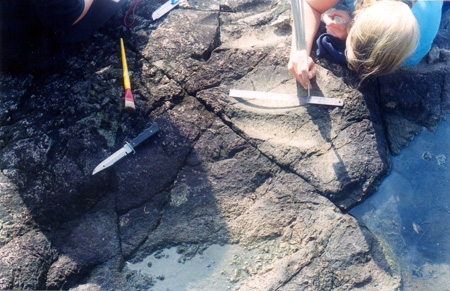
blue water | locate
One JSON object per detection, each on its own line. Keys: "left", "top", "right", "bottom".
{"left": 350, "top": 118, "right": 450, "bottom": 290}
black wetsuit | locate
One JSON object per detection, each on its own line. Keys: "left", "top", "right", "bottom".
{"left": 0, "top": 0, "right": 125, "bottom": 73}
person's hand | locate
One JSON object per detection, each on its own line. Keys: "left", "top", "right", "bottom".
{"left": 322, "top": 10, "right": 351, "bottom": 40}
{"left": 288, "top": 49, "right": 317, "bottom": 89}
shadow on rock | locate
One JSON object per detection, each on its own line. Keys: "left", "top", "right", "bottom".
{"left": 0, "top": 13, "right": 193, "bottom": 288}
{"left": 303, "top": 60, "right": 391, "bottom": 210}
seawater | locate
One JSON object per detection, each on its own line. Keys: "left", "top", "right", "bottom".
{"left": 126, "top": 244, "right": 251, "bottom": 290}
{"left": 350, "top": 118, "right": 450, "bottom": 290}
{"left": 125, "top": 119, "right": 450, "bottom": 291}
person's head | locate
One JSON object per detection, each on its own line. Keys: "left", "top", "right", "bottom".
{"left": 345, "top": 0, "right": 419, "bottom": 81}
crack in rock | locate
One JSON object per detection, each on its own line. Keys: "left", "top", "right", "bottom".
{"left": 0, "top": 0, "right": 449, "bottom": 290}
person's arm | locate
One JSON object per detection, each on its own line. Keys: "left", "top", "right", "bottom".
{"left": 34, "top": 0, "right": 87, "bottom": 29}
{"left": 73, "top": 0, "right": 94, "bottom": 25}
{"left": 288, "top": 0, "right": 340, "bottom": 88}
{"left": 303, "top": 0, "right": 334, "bottom": 54}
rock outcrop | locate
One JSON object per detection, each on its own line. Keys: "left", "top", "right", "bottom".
{"left": 0, "top": 0, "right": 448, "bottom": 289}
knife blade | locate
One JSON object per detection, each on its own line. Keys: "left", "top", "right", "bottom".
{"left": 92, "top": 122, "right": 159, "bottom": 175}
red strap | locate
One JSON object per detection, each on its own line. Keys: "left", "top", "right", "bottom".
{"left": 124, "top": 0, "right": 167, "bottom": 27}
{"left": 124, "top": 0, "right": 142, "bottom": 27}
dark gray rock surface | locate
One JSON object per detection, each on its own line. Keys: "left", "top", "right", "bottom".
{"left": 0, "top": 1, "right": 448, "bottom": 290}
{"left": 379, "top": 9, "right": 450, "bottom": 154}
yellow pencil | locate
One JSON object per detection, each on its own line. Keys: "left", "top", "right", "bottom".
{"left": 120, "top": 38, "right": 135, "bottom": 110}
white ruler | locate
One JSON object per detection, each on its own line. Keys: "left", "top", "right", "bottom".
{"left": 229, "top": 89, "right": 344, "bottom": 107}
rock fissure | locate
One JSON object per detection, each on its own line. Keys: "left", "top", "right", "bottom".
{"left": 274, "top": 257, "right": 315, "bottom": 291}
{"left": 1, "top": 1, "right": 448, "bottom": 290}
{"left": 198, "top": 105, "right": 325, "bottom": 198}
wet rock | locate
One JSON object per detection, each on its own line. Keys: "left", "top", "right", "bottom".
{"left": 0, "top": 173, "right": 35, "bottom": 247}
{"left": 125, "top": 120, "right": 399, "bottom": 290}
{"left": 113, "top": 96, "right": 215, "bottom": 214}
{"left": 119, "top": 193, "right": 166, "bottom": 258}
{"left": 130, "top": 119, "right": 274, "bottom": 253}
{"left": 192, "top": 47, "right": 389, "bottom": 210}
{"left": 427, "top": 46, "right": 441, "bottom": 64}
{"left": 379, "top": 64, "right": 448, "bottom": 130}
{"left": 436, "top": 154, "right": 446, "bottom": 166}
{"left": 46, "top": 195, "right": 120, "bottom": 289}
{"left": 69, "top": 258, "right": 154, "bottom": 291}
{"left": 375, "top": 10, "right": 450, "bottom": 153}
{"left": 0, "top": 0, "right": 448, "bottom": 289}
{"left": 0, "top": 231, "right": 56, "bottom": 290}
{"left": 422, "top": 151, "right": 433, "bottom": 160}
{"left": 379, "top": 60, "right": 450, "bottom": 154}
{"left": 432, "top": 9, "right": 450, "bottom": 49}
{"left": 384, "top": 113, "right": 422, "bottom": 155}
{"left": 0, "top": 74, "right": 33, "bottom": 126}
{"left": 136, "top": 8, "right": 220, "bottom": 84}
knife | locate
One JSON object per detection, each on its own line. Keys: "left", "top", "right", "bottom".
{"left": 92, "top": 122, "right": 159, "bottom": 175}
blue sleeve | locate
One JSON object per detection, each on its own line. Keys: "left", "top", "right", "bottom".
{"left": 403, "top": 0, "right": 444, "bottom": 66}
{"left": 34, "top": 0, "right": 85, "bottom": 30}
{"left": 343, "top": 0, "right": 443, "bottom": 66}
{"left": 344, "top": 0, "right": 356, "bottom": 10}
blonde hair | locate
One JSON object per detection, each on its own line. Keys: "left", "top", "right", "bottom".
{"left": 345, "top": 0, "right": 419, "bottom": 80}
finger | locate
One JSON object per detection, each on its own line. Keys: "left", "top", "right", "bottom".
{"left": 301, "top": 68, "right": 310, "bottom": 89}
{"left": 328, "top": 9, "right": 345, "bottom": 18}
{"left": 322, "top": 14, "right": 332, "bottom": 25}
{"left": 307, "top": 60, "right": 316, "bottom": 87}
{"left": 298, "top": 76, "right": 307, "bottom": 89}
{"left": 309, "top": 64, "right": 317, "bottom": 80}
{"left": 288, "top": 62, "right": 302, "bottom": 86}
{"left": 293, "top": 61, "right": 305, "bottom": 88}
{"left": 326, "top": 12, "right": 337, "bottom": 21}
{"left": 295, "top": 71, "right": 306, "bottom": 89}
{"left": 326, "top": 22, "right": 341, "bottom": 29}
{"left": 326, "top": 23, "right": 346, "bottom": 38}
{"left": 288, "top": 62, "right": 299, "bottom": 81}
{"left": 326, "top": 25, "right": 339, "bottom": 38}
{"left": 325, "top": 20, "right": 345, "bottom": 31}
{"left": 295, "top": 58, "right": 309, "bottom": 88}
{"left": 330, "top": 10, "right": 352, "bottom": 24}
{"left": 288, "top": 60, "right": 294, "bottom": 74}
{"left": 292, "top": 68, "right": 306, "bottom": 88}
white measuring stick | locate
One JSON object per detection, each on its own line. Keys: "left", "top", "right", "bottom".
{"left": 291, "top": 0, "right": 311, "bottom": 96}
{"left": 230, "top": 89, "right": 344, "bottom": 107}
{"left": 228, "top": 0, "right": 344, "bottom": 108}
{"left": 291, "top": 0, "right": 307, "bottom": 51}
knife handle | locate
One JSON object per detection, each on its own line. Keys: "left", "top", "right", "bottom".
{"left": 129, "top": 122, "right": 159, "bottom": 148}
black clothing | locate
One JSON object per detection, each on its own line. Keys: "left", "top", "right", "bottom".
{"left": 0, "top": 0, "right": 125, "bottom": 73}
